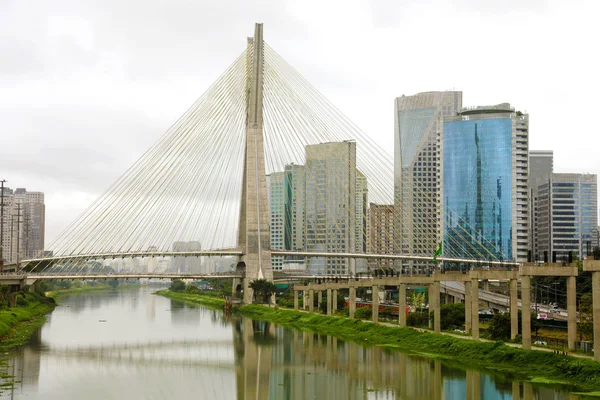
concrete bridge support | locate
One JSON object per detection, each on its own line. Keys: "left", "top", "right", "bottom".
{"left": 471, "top": 279, "right": 479, "bottom": 341}
{"left": 349, "top": 286, "right": 356, "bottom": 319}
{"left": 521, "top": 276, "right": 531, "bottom": 350}
{"left": 431, "top": 281, "right": 440, "bottom": 333}
{"left": 372, "top": 285, "right": 379, "bottom": 323}
{"left": 317, "top": 290, "right": 322, "bottom": 312}
{"left": 308, "top": 289, "right": 314, "bottom": 313}
{"left": 510, "top": 279, "right": 518, "bottom": 339}
{"left": 567, "top": 276, "right": 577, "bottom": 350}
{"left": 464, "top": 280, "right": 472, "bottom": 334}
{"left": 326, "top": 288, "right": 332, "bottom": 316}
{"left": 332, "top": 289, "right": 337, "bottom": 315}
{"left": 293, "top": 290, "right": 298, "bottom": 310}
{"left": 303, "top": 290, "right": 307, "bottom": 310}
{"left": 398, "top": 284, "right": 406, "bottom": 327}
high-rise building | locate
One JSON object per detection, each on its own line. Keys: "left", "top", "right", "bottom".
{"left": 442, "top": 103, "right": 529, "bottom": 262}
{"left": 305, "top": 141, "right": 357, "bottom": 275}
{"left": 394, "top": 91, "right": 462, "bottom": 271}
{"left": 369, "top": 203, "right": 394, "bottom": 269}
{"left": 267, "top": 164, "right": 306, "bottom": 271}
{"left": 529, "top": 151, "right": 553, "bottom": 190}
{"left": 529, "top": 150, "right": 554, "bottom": 260}
{"left": 534, "top": 173, "right": 597, "bottom": 261}
{"left": 592, "top": 226, "right": 600, "bottom": 253}
{"left": 0, "top": 187, "right": 45, "bottom": 265}
{"left": 355, "top": 170, "right": 369, "bottom": 273}
{"left": 267, "top": 172, "right": 285, "bottom": 269}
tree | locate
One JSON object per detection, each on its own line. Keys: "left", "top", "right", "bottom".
{"left": 487, "top": 310, "right": 540, "bottom": 341}
{"left": 107, "top": 279, "right": 119, "bottom": 289}
{"left": 438, "top": 303, "right": 465, "bottom": 330}
{"left": 249, "top": 279, "right": 277, "bottom": 304}
{"left": 170, "top": 279, "right": 186, "bottom": 292}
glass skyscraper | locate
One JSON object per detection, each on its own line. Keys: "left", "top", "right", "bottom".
{"left": 394, "top": 91, "right": 462, "bottom": 271}
{"left": 442, "top": 104, "right": 529, "bottom": 262}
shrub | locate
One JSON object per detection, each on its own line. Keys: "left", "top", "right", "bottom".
{"left": 354, "top": 307, "right": 372, "bottom": 320}
{"left": 170, "top": 279, "right": 186, "bottom": 292}
{"left": 407, "top": 312, "right": 429, "bottom": 327}
{"left": 15, "top": 295, "right": 28, "bottom": 307}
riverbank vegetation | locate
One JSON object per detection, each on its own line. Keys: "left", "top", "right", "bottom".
{"left": 0, "top": 285, "right": 56, "bottom": 348}
{"left": 155, "top": 289, "right": 226, "bottom": 309}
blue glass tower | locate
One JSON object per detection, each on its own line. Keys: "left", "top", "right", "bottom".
{"left": 442, "top": 104, "right": 529, "bottom": 262}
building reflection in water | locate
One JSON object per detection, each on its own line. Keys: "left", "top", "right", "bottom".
{"left": 0, "top": 307, "right": 583, "bottom": 400}
{"left": 232, "top": 317, "right": 580, "bottom": 400}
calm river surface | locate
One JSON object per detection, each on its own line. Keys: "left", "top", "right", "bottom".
{"left": 0, "top": 287, "right": 584, "bottom": 399}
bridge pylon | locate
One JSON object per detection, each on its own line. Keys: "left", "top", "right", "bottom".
{"left": 237, "top": 23, "right": 274, "bottom": 304}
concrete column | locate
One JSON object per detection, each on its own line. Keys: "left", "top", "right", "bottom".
{"left": 471, "top": 279, "right": 479, "bottom": 341}
{"left": 294, "top": 290, "right": 299, "bottom": 310}
{"left": 510, "top": 279, "right": 518, "bottom": 340}
{"left": 398, "top": 284, "right": 407, "bottom": 327}
{"left": 326, "top": 288, "right": 332, "bottom": 316}
{"left": 308, "top": 289, "right": 314, "bottom": 313}
{"left": 303, "top": 290, "right": 307, "bottom": 310}
{"left": 349, "top": 286, "right": 356, "bottom": 319}
{"left": 567, "top": 276, "right": 577, "bottom": 351}
{"left": 483, "top": 279, "right": 490, "bottom": 291}
{"left": 593, "top": 271, "right": 600, "bottom": 361}
{"left": 465, "top": 280, "right": 472, "bottom": 334}
{"left": 372, "top": 285, "right": 379, "bottom": 323}
{"left": 521, "top": 276, "right": 531, "bottom": 350}
{"left": 332, "top": 289, "right": 338, "bottom": 313}
{"left": 432, "top": 281, "right": 441, "bottom": 333}
{"left": 317, "top": 290, "right": 323, "bottom": 312}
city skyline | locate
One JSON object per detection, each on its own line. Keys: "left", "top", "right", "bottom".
{"left": 1, "top": 1, "right": 599, "bottom": 243}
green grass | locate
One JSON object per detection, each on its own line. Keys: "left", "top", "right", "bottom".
{"left": 154, "top": 290, "right": 226, "bottom": 310}
{"left": 0, "top": 299, "right": 55, "bottom": 349}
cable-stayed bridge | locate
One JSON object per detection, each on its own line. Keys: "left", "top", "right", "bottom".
{"left": 8, "top": 23, "right": 518, "bottom": 303}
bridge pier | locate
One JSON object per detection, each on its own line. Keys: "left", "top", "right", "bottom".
{"left": 567, "top": 276, "right": 577, "bottom": 350}
{"left": 326, "top": 288, "right": 332, "bottom": 316}
{"left": 349, "top": 286, "right": 356, "bottom": 319}
{"left": 465, "top": 280, "right": 472, "bottom": 334}
{"left": 303, "top": 290, "right": 307, "bottom": 310}
{"left": 510, "top": 279, "right": 518, "bottom": 339}
{"left": 317, "top": 290, "right": 323, "bottom": 313}
{"left": 332, "top": 289, "right": 338, "bottom": 313}
{"left": 471, "top": 278, "right": 479, "bottom": 341}
{"left": 398, "top": 284, "right": 406, "bottom": 327}
{"left": 308, "top": 289, "right": 314, "bottom": 313}
{"left": 521, "top": 275, "right": 531, "bottom": 350}
{"left": 372, "top": 285, "right": 379, "bottom": 323}
{"left": 293, "top": 290, "right": 299, "bottom": 310}
{"left": 431, "top": 281, "right": 440, "bottom": 333}
{"left": 583, "top": 261, "right": 600, "bottom": 361}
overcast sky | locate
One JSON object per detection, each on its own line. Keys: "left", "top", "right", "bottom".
{"left": 1, "top": 0, "right": 599, "bottom": 244}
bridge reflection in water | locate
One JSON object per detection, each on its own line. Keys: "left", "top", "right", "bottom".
{"left": 4, "top": 306, "right": 578, "bottom": 400}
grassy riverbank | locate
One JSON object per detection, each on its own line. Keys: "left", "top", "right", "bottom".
{"left": 154, "top": 290, "right": 226, "bottom": 310}
{"left": 47, "top": 282, "right": 144, "bottom": 300}
{"left": 0, "top": 293, "right": 56, "bottom": 349}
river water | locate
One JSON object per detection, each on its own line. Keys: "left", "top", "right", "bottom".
{"left": 0, "top": 287, "right": 583, "bottom": 399}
